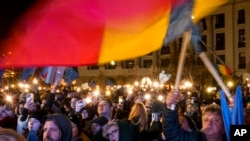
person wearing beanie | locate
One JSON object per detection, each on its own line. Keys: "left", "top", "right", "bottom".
{"left": 26, "top": 110, "right": 48, "bottom": 141}
{"left": 90, "top": 116, "right": 109, "bottom": 141}
{"left": 68, "top": 112, "right": 91, "bottom": 141}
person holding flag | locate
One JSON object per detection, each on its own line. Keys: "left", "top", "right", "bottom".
{"left": 163, "top": 90, "right": 226, "bottom": 141}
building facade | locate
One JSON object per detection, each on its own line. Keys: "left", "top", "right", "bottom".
{"left": 77, "top": 0, "right": 250, "bottom": 86}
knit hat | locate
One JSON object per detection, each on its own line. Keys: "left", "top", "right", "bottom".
{"left": 29, "top": 110, "right": 48, "bottom": 124}
{"left": 68, "top": 113, "right": 82, "bottom": 131}
{"left": 92, "top": 116, "right": 108, "bottom": 127}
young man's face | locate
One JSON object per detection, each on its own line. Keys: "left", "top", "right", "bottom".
{"left": 91, "top": 123, "right": 101, "bottom": 135}
{"left": 28, "top": 118, "right": 41, "bottom": 132}
{"left": 97, "top": 100, "right": 112, "bottom": 118}
{"left": 106, "top": 125, "right": 119, "bottom": 141}
{"left": 201, "top": 112, "right": 224, "bottom": 137}
{"left": 43, "top": 120, "right": 60, "bottom": 141}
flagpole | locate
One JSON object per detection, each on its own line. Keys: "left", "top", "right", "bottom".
{"left": 200, "top": 40, "right": 226, "bottom": 65}
{"left": 171, "top": 30, "right": 192, "bottom": 110}
{"left": 199, "top": 52, "right": 233, "bottom": 102}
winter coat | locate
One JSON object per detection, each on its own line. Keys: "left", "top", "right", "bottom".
{"left": 162, "top": 106, "right": 207, "bottom": 141}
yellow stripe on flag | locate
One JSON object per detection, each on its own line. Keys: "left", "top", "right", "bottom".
{"left": 99, "top": 11, "right": 170, "bottom": 64}
{"left": 193, "top": 0, "right": 228, "bottom": 22}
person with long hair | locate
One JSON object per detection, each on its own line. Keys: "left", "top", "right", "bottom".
{"left": 122, "top": 102, "right": 161, "bottom": 141}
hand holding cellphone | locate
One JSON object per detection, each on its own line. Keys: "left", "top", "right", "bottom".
{"left": 26, "top": 93, "right": 34, "bottom": 103}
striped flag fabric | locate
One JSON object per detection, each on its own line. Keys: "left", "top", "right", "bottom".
{"left": 0, "top": 0, "right": 228, "bottom": 68}
{"left": 214, "top": 64, "right": 232, "bottom": 76}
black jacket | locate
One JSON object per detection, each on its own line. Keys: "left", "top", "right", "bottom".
{"left": 162, "top": 107, "right": 207, "bottom": 141}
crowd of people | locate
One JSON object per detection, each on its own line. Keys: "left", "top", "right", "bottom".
{"left": 0, "top": 84, "right": 250, "bottom": 141}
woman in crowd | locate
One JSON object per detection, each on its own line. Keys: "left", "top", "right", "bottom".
{"left": 122, "top": 102, "right": 161, "bottom": 141}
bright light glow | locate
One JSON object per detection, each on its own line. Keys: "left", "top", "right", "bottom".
{"left": 24, "top": 84, "right": 30, "bottom": 89}
{"left": 127, "top": 89, "right": 133, "bottom": 95}
{"left": 187, "top": 91, "right": 191, "bottom": 96}
{"left": 134, "top": 81, "right": 139, "bottom": 87}
{"left": 184, "top": 81, "right": 193, "bottom": 88}
{"left": 76, "top": 87, "right": 81, "bottom": 92}
{"left": 144, "top": 93, "right": 151, "bottom": 100}
{"left": 85, "top": 97, "right": 92, "bottom": 104}
{"left": 207, "top": 87, "right": 216, "bottom": 93}
{"left": 93, "top": 90, "right": 100, "bottom": 96}
{"left": 227, "top": 81, "right": 233, "bottom": 88}
{"left": 158, "top": 95, "right": 164, "bottom": 101}
{"left": 160, "top": 83, "right": 164, "bottom": 88}
{"left": 18, "top": 82, "right": 24, "bottom": 88}
{"left": 6, "top": 95, "right": 12, "bottom": 102}
{"left": 56, "top": 89, "right": 60, "bottom": 93}
{"left": 110, "top": 60, "right": 116, "bottom": 65}
{"left": 153, "top": 81, "right": 159, "bottom": 88}
{"left": 4, "top": 86, "right": 9, "bottom": 90}
{"left": 33, "top": 78, "right": 38, "bottom": 84}
{"left": 24, "top": 89, "right": 29, "bottom": 93}
{"left": 105, "top": 90, "right": 111, "bottom": 96}
{"left": 11, "top": 84, "right": 15, "bottom": 88}
{"left": 38, "top": 87, "right": 42, "bottom": 90}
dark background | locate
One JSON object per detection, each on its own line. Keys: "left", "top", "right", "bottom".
{"left": 0, "top": 0, "right": 37, "bottom": 42}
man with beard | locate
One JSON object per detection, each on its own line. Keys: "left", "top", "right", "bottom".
{"left": 162, "top": 91, "right": 226, "bottom": 141}
{"left": 42, "top": 113, "right": 72, "bottom": 141}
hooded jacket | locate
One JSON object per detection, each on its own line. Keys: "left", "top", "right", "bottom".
{"left": 42, "top": 113, "right": 72, "bottom": 141}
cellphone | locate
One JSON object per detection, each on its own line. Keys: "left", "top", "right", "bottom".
{"left": 26, "top": 93, "right": 34, "bottom": 103}
{"left": 118, "top": 96, "right": 123, "bottom": 105}
{"left": 152, "top": 113, "right": 159, "bottom": 121}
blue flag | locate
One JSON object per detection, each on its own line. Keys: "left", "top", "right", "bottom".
{"left": 231, "top": 85, "right": 244, "bottom": 125}
{"left": 220, "top": 85, "right": 244, "bottom": 141}
{"left": 20, "top": 68, "right": 37, "bottom": 81}
{"left": 220, "top": 89, "right": 231, "bottom": 141}
{"left": 64, "top": 67, "right": 79, "bottom": 85}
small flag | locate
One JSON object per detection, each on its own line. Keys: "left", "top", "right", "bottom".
{"left": 215, "top": 64, "right": 232, "bottom": 76}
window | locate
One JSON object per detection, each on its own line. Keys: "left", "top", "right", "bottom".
{"left": 238, "top": 29, "right": 246, "bottom": 48}
{"left": 123, "top": 60, "right": 134, "bottom": 69}
{"left": 215, "top": 33, "right": 225, "bottom": 50}
{"left": 215, "top": 14, "right": 225, "bottom": 29}
{"left": 238, "top": 9, "right": 245, "bottom": 24}
{"left": 216, "top": 55, "right": 225, "bottom": 64}
{"left": 143, "top": 60, "right": 152, "bottom": 68}
{"left": 160, "top": 59, "right": 170, "bottom": 67}
{"left": 161, "top": 44, "right": 171, "bottom": 55}
{"left": 200, "top": 18, "right": 207, "bottom": 30}
{"left": 87, "top": 65, "right": 99, "bottom": 70}
{"left": 238, "top": 52, "right": 246, "bottom": 69}
{"left": 105, "top": 63, "right": 116, "bottom": 69}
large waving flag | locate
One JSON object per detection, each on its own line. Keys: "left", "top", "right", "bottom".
{"left": 220, "top": 85, "right": 244, "bottom": 141}
{"left": 0, "top": 0, "right": 228, "bottom": 68}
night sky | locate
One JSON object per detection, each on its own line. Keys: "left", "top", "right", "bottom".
{"left": 0, "top": 0, "right": 37, "bottom": 42}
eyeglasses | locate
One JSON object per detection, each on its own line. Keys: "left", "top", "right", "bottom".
{"left": 106, "top": 129, "right": 119, "bottom": 138}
